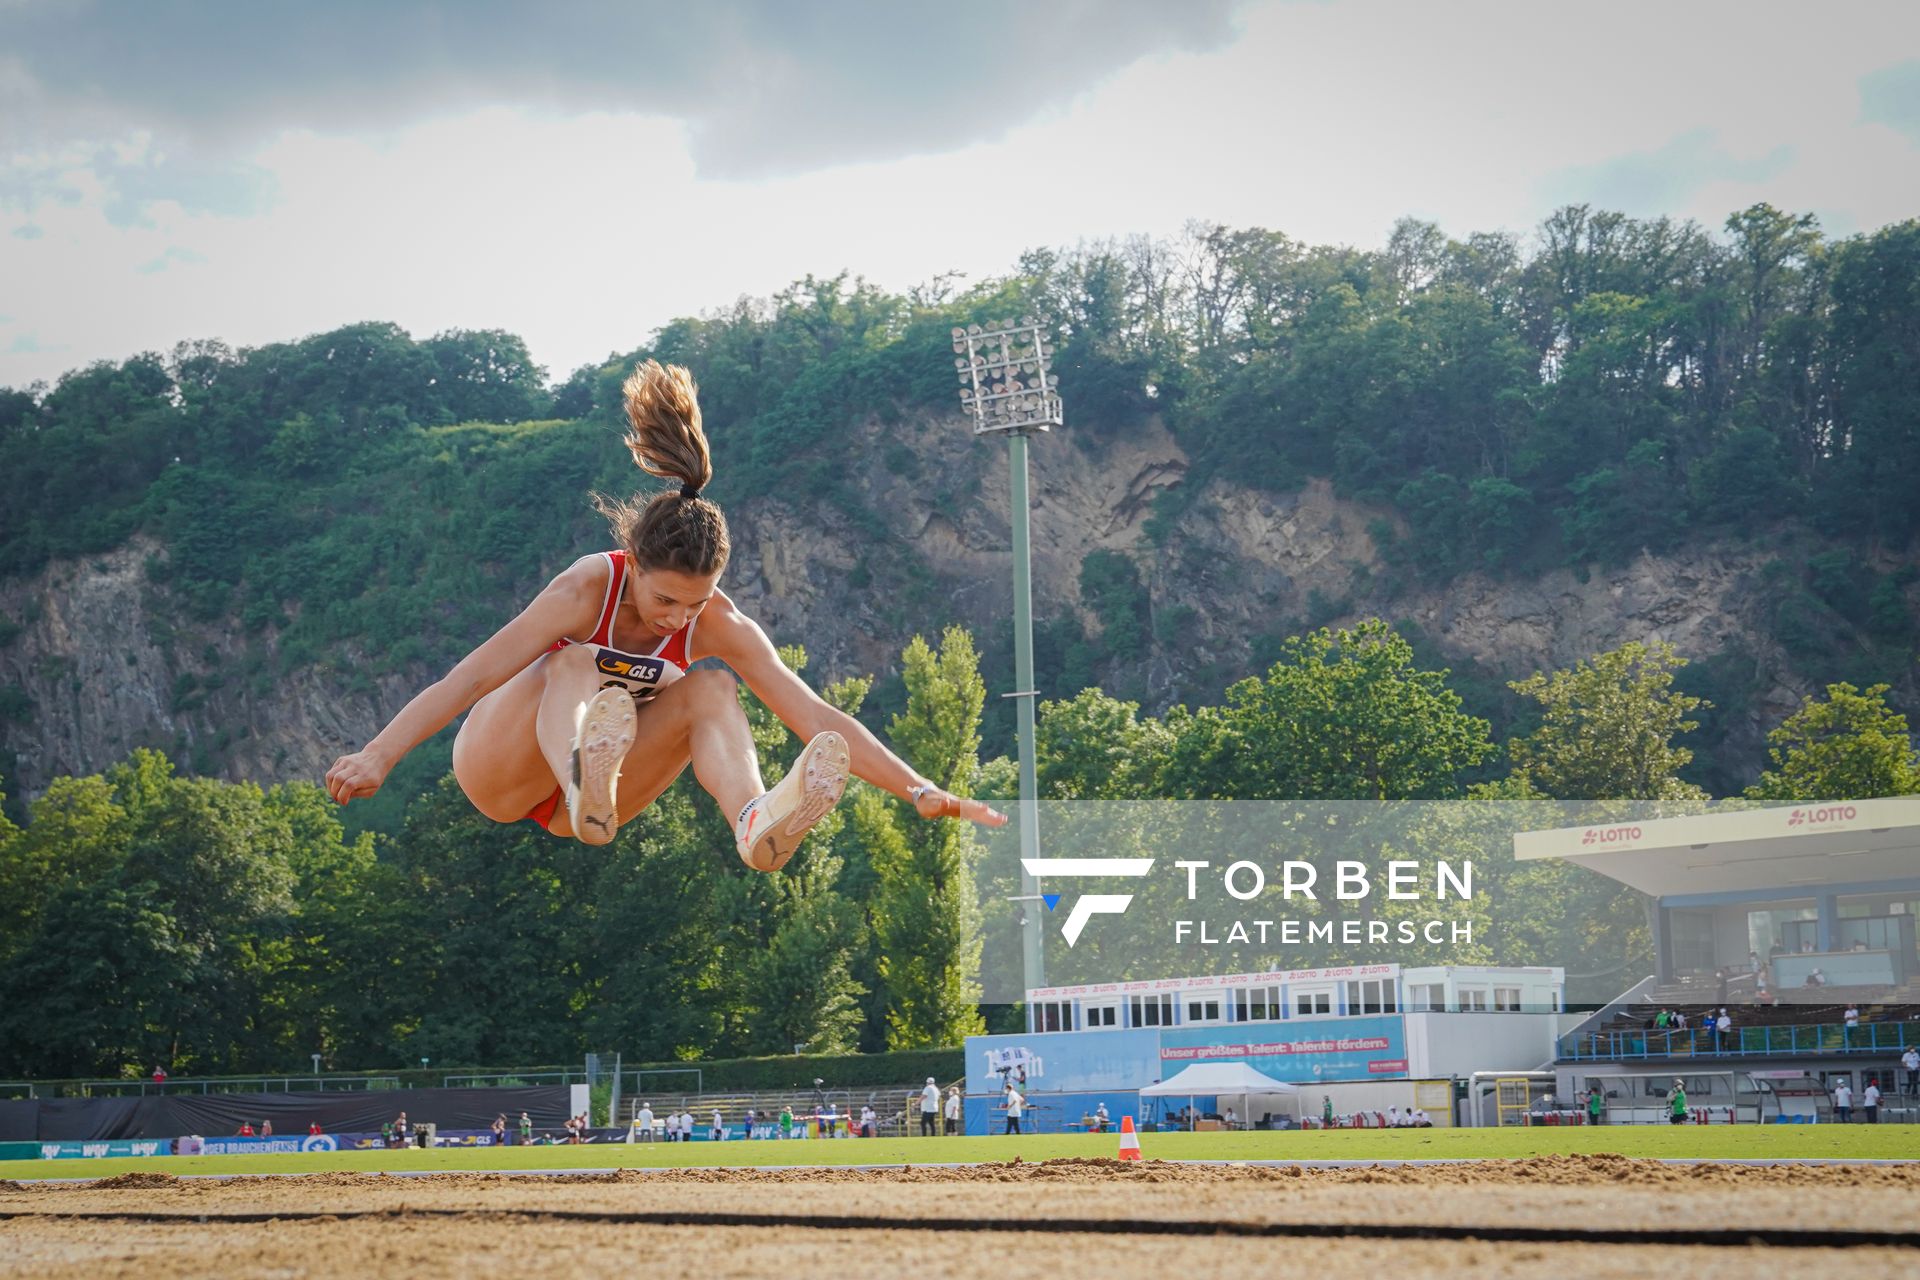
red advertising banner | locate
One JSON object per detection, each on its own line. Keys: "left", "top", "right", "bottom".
{"left": 1161, "top": 1036, "right": 1390, "bottom": 1061}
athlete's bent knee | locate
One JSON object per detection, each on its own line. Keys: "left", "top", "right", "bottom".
{"left": 681, "top": 667, "right": 740, "bottom": 709}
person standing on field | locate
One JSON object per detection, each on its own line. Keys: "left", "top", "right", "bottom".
{"left": 920, "top": 1077, "right": 940, "bottom": 1137}
{"left": 1668, "top": 1080, "right": 1688, "bottom": 1125}
{"left": 944, "top": 1086, "right": 961, "bottom": 1135}
{"left": 1003, "top": 1083, "right": 1024, "bottom": 1135}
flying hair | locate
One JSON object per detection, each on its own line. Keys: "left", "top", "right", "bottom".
{"left": 591, "top": 360, "right": 730, "bottom": 577}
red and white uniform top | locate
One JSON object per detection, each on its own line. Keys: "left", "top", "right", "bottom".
{"left": 551, "top": 550, "right": 691, "bottom": 701}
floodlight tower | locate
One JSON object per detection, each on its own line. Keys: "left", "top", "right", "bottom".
{"left": 953, "top": 318, "right": 1061, "bottom": 994}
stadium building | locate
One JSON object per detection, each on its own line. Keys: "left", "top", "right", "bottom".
{"left": 961, "top": 963, "right": 1565, "bottom": 1133}
{"left": 1532, "top": 795, "right": 1920, "bottom": 1123}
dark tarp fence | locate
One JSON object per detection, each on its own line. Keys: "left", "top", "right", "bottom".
{"left": 0, "top": 1087, "right": 570, "bottom": 1140}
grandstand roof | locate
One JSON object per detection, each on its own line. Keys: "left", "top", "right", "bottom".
{"left": 1511, "top": 796, "right": 1920, "bottom": 899}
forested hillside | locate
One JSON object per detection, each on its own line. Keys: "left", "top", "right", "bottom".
{"left": 1, "top": 203, "right": 1918, "bottom": 1076}
{"left": 2, "top": 202, "right": 1916, "bottom": 810}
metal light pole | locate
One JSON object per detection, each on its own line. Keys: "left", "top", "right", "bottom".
{"left": 953, "top": 318, "right": 1061, "bottom": 997}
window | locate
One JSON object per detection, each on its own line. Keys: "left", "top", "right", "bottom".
{"left": 1185, "top": 997, "right": 1223, "bottom": 1024}
{"left": 1084, "top": 1002, "right": 1118, "bottom": 1028}
{"left": 1032, "top": 1000, "right": 1070, "bottom": 1032}
{"left": 1345, "top": 978, "right": 1397, "bottom": 1015}
{"left": 1493, "top": 987, "right": 1522, "bottom": 1012}
{"left": 1234, "top": 984, "right": 1281, "bottom": 1022}
{"left": 1131, "top": 993, "right": 1175, "bottom": 1027}
{"left": 1460, "top": 988, "right": 1489, "bottom": 1012}
{"left": 1407, "top": 983, "right": 1446, "bottom": 1012}
{"left": 1295, "top": 990, "right": 1332, "bottom": 1016}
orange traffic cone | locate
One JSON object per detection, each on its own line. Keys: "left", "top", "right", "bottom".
{"left": 1117, "top": 1114, "right": 1142, "bottom": 1162}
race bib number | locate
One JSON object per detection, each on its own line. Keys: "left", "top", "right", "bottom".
{"left": 596, "top": 649, "right": 681, "bottom": 701}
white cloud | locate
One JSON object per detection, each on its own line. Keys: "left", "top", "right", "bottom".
{"left": 1, "top": 0, "right": 1916, "bottom": 391}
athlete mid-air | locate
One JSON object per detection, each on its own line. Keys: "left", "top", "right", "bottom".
{"left": 325, "top": 360, "right": 1004, "bottom": 870}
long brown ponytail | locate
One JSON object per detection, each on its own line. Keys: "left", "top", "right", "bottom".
{"left": 592, "top": 360, "right": 730, "bottom": 576}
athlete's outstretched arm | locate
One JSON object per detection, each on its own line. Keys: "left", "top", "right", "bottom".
{"left": 323, "top": 561, "right": 597, "bottom": 805}
{"left": 702, "top": 597, "right": 1005, "bottom": 827}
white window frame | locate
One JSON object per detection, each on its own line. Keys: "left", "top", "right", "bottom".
{"left": 1131, "top": 993, "right": 1175, "bottom": 1027}
{"left": 1184, "top": 990, "right": 1226, "bottom": 1025}
{"left": 1032, "top": 1000, "right": 1071, "bottom": 1033}
{"left": 1295, "top": 988, "right": 1333, "bottom": 1016}
{"left": 1493, "top": 986, "right": 1522, "bottom": 1012}
{"left": 1234, "top": 984, "right": 1281, "bottom": 1022}
{"left": 1083, "top": 1000, "right": 1119, "bottom": 1029}
{"left": 1460, "top": 987, "right": 1489, "bottom": 1012}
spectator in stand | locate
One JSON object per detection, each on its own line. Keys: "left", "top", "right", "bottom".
{"left": 261, "top": 1120, "right": 273, "bottom": 1137}
{"left": 519, "top": 1112, "right": 532, "bottom": 1146}
{"left": 151, "top": 1066, "right": 168, "bottom": 1086}
{"left": 1804, "top": 969, "right": 1826, "bottom": 988}
{"left": 1003, "top": 1083, "right": 1024, "bottom": 1135}
{"left": 309, "top": 1122, "right": 323, "bottom": 1137}
{"left": 920, "top": 1077, "right": 941, "bottom": 1136}
{"left": 1716, "top": 1008, "right": 1732, "bottom": 1051}
{"left": 1903, "top": 1046, "right": 1920, "bottom": 1097}
{"left": 1801, "top": 940, "right": 1816, "bottom": 953}
{"left": 945, "top": 1086, "right": 962, "bottom": 1135}
{"left": 237, "top": 1121, "right": 255, "bottom": 1137}
{"left": 491, "top": 1114, "right": 507, "bottom": 1146}
{"left": 1863, "top": 1080, "right": 1881, "bottom": 1124}
{"left": 1834, "top": 1079, "right": 1853, "bottom": 1123}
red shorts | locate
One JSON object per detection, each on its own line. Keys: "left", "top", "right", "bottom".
{"left": 525, "top": 787, "right": 563, "bottom": 829}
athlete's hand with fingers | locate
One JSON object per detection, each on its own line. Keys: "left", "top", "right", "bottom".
{"left": 325, "top": 748, "right": 392, "bottom": 805}
{"left": 910, "top": 784, "right": 1007, "bottom": 827}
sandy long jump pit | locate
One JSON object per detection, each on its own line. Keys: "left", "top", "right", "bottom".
{"left": 4, "top": 1156, "right": 1920, "bottom": 1279}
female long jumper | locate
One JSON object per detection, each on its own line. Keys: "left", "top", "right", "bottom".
{"left": 325, "top": 361, "right": 1004, "bottom": 870}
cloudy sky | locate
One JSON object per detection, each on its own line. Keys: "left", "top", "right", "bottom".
{"left": 3, "top": 0, "right": 1917, "bottom": 391}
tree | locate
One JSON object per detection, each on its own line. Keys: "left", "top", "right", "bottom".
{"left": 1035, "top": 688, "right": 1173, "bottom": 799}
{"left": 1505, "top": 641, "right": 1709, "bottom": 803}
{"left": 1165, "top": 620, "right": 1495, "bottom": 800}
{"left": 868, "top": 627, "right": 989, "bottom": 1048}
{"left": 1745, "top": 682, "right": 1920, "bottom": 803}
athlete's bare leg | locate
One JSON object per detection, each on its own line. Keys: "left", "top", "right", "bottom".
{"left": 454, "top": 652, "right": 765, "bottom": 837}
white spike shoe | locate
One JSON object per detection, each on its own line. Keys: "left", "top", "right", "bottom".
{"left": 735, "top": 731, "right": 850, "bottom": 872}
{"left": 567, "top": 687, "right": 636, "bottom": 846}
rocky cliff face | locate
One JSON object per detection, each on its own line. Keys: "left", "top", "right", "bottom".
{"left": 0, "top": 411, "right": 1905, "bottom": 802}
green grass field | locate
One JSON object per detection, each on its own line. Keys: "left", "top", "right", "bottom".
{"left": 4, "top": 1125, "right": 1913, "bottom": 1181}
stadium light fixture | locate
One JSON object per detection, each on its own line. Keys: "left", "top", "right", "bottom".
{"left": 952, "top": 316, "right": 1062, "bottom": 993}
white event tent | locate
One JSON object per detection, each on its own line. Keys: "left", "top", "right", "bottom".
{"left": 1141, "top": 1062, "right": 1300, "bottom": 1129}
